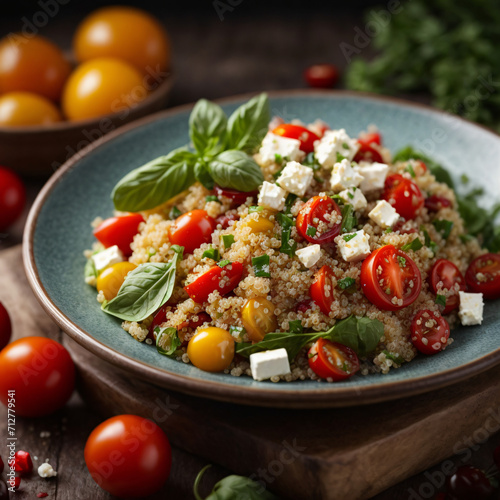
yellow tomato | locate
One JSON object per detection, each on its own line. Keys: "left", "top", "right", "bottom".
{"left": 97, "top": 262, "right": 137, "bottom": 301}
{"left": 73, "top": 6, "right": 170, "bottom": 75}
{"left": 0, "top": 92, "right": 62, "bottom": 126}
{"left": 241, "top": 298, "right": 277, "bottom": 342}
{"left": 62, "top": 58, "right": 146, "bottom": 121}
{"left": 187, "top": 327, "right": 234, "bottom": 372}
{"left": 245, "top": 214, "right": 275, "bottom": 233}
{"left": 0, "top": 35, "right": 71, "bottom": 102}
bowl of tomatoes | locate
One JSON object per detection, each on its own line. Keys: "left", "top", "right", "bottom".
{"left": 0, "top": 6, "right": 173, "bottom": 177}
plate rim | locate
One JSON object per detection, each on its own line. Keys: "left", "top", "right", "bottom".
{"left": 23, "top": 89, "right": 500, "bottom": 409}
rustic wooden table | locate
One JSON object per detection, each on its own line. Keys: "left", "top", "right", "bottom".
{"left": 1, "top": 4, "right": 500, "bottom": 499}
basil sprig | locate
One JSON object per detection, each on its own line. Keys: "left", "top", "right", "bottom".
{"left": 156, "top": 327, "right": 182, "bottom": 358}
{"left": 101, "top": 246, "right": 183, "bottom": 322}
{"left": 111, "top": 94, "right": 269, "bottom": 212}
{"left": 236, "top": 315, "right": 384, "bottom": 361}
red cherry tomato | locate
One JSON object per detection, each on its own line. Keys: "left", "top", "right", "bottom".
{"left": 353, "top": 141, "right": 384, "bottom": 163}
{"left": 85, "top": 414, "right": 171, "bottom": 498}
{"left": 94, "top": 213, "right": 144, "bottom": 256}
{"left": 14, "top": 451, "right": 33, "bottom": 475}
{"left": 0, "top": 302, "right": 12, "bottom": 351}
{"left": 361, "top": 245, "right": 422, "bottom": 311}
{"left": 296, "top": 195, "right": 342, "bottom": 244}
{"left": 0, "top": 167, "right": 26, "bottom": 232}
{"left": 410, "top": 310, "right": 450, "bottom": 355}
{"left": 215, "top": 212, "right": 239, "bottom": 229}
{"left": 272, "top": 123, "right": 320, "bottom": 153}
{"left": 168, "top": 209, "right": 215, "bottom": 254}
{"left": 303, "top": 64, "right": 339, "bottom": 88}
{"left": 308, "top": 338, "right": 359, "bottom": 381}
{"left": 296, "top": 300, "right": 314, "bottom": 314}
{"left": 429, "top": 259, "right": 466, "bottom": 314}
{"left": 214, "top": 185, "right": 258, "bottom": 207}
{"left": 446, "top": 465, "right": 494, "bottom": 500}
{"left": 383, "top": 174, "right": 424, "bottom": 220}
{"left": 424, "top": 195, "right": 452, "bottom": 212}
{"left": 0, "top": 337, "right": 75, "bottom": 417}
{"left": 358, "top": 131, "right": 382, "bottom": 146}
{"left": 185, "top": 262, "right": 244, "bottom": 303}
{"left": 310, "top": 265, "right": 336, "bottom": 316}
{"left": 465, "top": 253, "right": 500, "bottom": 300}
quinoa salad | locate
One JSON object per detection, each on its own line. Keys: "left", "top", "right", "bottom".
{"left": 84, "top": 94, "right": 500, "bottom": 383}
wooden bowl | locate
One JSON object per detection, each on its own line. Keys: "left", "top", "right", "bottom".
{"left": 0, "top": 74, "right": 174, "bottom": 177}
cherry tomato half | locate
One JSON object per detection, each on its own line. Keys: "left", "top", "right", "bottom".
{"left": 410, "top": 309, "right": 450, "bottom": 355}
{"left": 214, "top": 185, "right": 258, "bottom": 207}
{"left": 383, "top": 174, "right": 424, "bottom": 221}
{"left": 296, "top": 195, "right": 342, "bottom": 244}
{"left": 358, "top": 131, "right": 382, "bottom": 146}
{"left": 303, "top": 64, "right": 339, "bottom": 88}
{"left": 465, "top": 253, "right": 500, "bottom": 300}
{"left": 185, "top": 262, "right": 243, "bottom": 303}
{"left": 0, "top": 92, "right": 62, "bottom": 127}
{"left": 353, "top": 141, "right": 384, "bottom": 163}
{"left": 0, "top": 167, "right": 26, "bottom": 232}
{"left": 169, "top": 209, "right": 215, "bottom": 254}
{"left": 215, "top": 212, "right": 239, "bottom": 229}
{"left": 0, "top": 337, "right": 75, "bottom": 417}
{"left": 429, "top": 259, "right": 466, "bottom": 314}
{"left": 424, "top": 194, "right": 452, "bottom": 212}
{"left": 308, "top": 338, "right": 359, "bottom": 381}
{"left": 187, "top": 327, "right": 234, "bottom": 372}
{"left": 0, "top": 302, "right": 12, "bottom": 351}
{"left": 94, "top": 213, "right": 144, "bottom": 256}
{"left": 85, "top": 414, "right": 171, "bottom": 498}
{"left": 241, "top": 297, "right": 277, "bottom": 342}
{"left": 272, "top": 123, "right": 320, "bottom": 153}
{"left": 446, "top": 465, "right": 494, "bottom": 500}
{"left": 361, "top": 245, "right": 422, "bottom": 311}
{"left": 310, "top": 265, "right": 336, "bottom": 316}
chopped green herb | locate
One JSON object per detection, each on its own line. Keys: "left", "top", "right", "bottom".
{"left": 169, "top": 206, "right": 182, "bottom": 220}
{"left": 382, "top": 350, "right": 405, "bottom": 365}
{"left": 347, "top": 191, "right": 354, "bottom": 199}
{"left": 205, "top": 195, "right": 221, "bottom": 203}
{"left": 221, "top": 234, "right": 235, "bottom": 249}
{"left": 397, "top": 256, "right": 407, "bottom": 268}
{"left": 343, "top": 233, "right": 356, "bottom": 242}
{"left": 401, "top": 237, "right": 423, "bottom": 252}
{"left": 338, "top": 277, "right": 356, "bottom": 290}
{"left": 341, "top": 203, "right": 357, "bottom": 233}
{"left": 276, "top": 212, "right": 297, "bottom": 257}
{"left": 84, "top": 257, "right": 98, "bottom": 281}
{"left": 385, "top": 287, "right": 392, "bottom": 295}
{"left": 336, "top": 152, "right": 346, "bottom": 162}
{"left": 252, "top": 254, "right": 271, "bottom": 278}
{"left": 421, "top": 226, "right": 439, "bottom": 254}
{"left": 273, "top": 168, "right": 284, "bottom": 180}
{"left": 202, "top": 246, "right": 220, "bottom": 261}
{"left": 288, "top": 320, "right": 303, "bottom": 334}
{"left": 306, "top": 225, "right": 317, "bottom": 237}
{"left": 275, "top": 153, "right": 283, "bottom": 165}
{"left": 407, "top": 164, "right": 416, "bottom": 178}
{"left": 249, "top": 206, "right": 263, "bottom": 214}
{"left": 284, "top": 193, "right": 298, "bottom": 215}
{"left": 432, "top": 219, "right": 454, "bottom": 239}
{"left": 229, "top": 325, "right": 246, "bottom": 342}
{"left": 156, "top": 327, "right": 182, "bottom": 358}
{"left": 218, "top": 259, "right": 231, "bottom": 268}
{"left": 384, "top": 227, "right": 393, "bottom": 234}
{"left": 459, "top": 234, "right": 473, "bottom": 243}
{"left": 330, "top": 194, "right": 345, "bottom": 205}
{"left": 461, "top": 174, "right": 469, "bottom": 185}
{"left": 435, "top": 294, "right": 447, "bottom": 308}
{"left": 342, "top": 142, "right": 349, "bottom": 149}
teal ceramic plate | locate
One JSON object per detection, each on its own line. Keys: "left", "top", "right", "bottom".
{"left": 24, "top": 90, "right": 500, "bottom": 408}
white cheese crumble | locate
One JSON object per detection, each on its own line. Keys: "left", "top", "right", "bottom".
{"left": 92, "top": 245, "right": 124, "bottom": 272}
{"left": 315, "top": 129, "right": 360, "bottom": 167}
{"left": 295, "top": 244, "right": 321, "bottom": 268}
{"left": 38, "top": 462, "right": 57, "bottom": 478}
{"left": 277, "top": 161, "right": 314, "bottom": 196}
{"left": 259, "top": 132, "right": 303, "bottom": 165}
{"left": 258, "top": 181, "right": 287, "bottom": 211}
{"left": 338, "top": 187, "right": 367, "bottom": 211}
{"left": 368, "top": 200, "right": 399, "bottom": 228}
{"left": 458, "top": 291, "right": 484, "bottom": 326}
{"left": 336, "top": 230, "right": 371, "bottom": 262}
{"left": 355, "top": 162, "right": 390, "bottom": 192}
{"left": 330, "top": 158, "right": 364, "bottom": 192}
{"left": 250, "top": 348, "right": 291, "bottom": 381}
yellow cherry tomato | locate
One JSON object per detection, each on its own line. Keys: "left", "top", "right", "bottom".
{"left": 0, "top": 35, "right": 71, "bottom": 102}
{"left": 241, "top": 298, "right": 277, "bottom": 342}
{"left": 73, "top": 6, "right": 170, "bottom": 75}
{"left": 62, "top": 58, "right": 146, "bottom": 121}
{"left": 0, "top": 92, "right": 62, "bottom": 126}
{"left": 187, "top": 327, "right": 234, "bottom": 372}
{"left": 97, "top": 262, "right": 137, "bottom": 301}
{"left": 245, "top": 215, "right": 275, "bottom": 234}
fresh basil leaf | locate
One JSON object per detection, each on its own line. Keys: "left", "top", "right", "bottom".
{"left": 84, "top": 257, "right": 98, "bottom": 280}
{"left": 337, "top": 277, "right": 356, "bottom": 290}
{"left": 195, "top": 160, "right": 215, "bottom": 190}
{"left": 435, "top": 294, "right": 447, "bottom": 308}
{"left": 236, "top": 331, "right": 312, "bottom": 361}
{"left": 288, "top": 320, "right": 303, "bottom": 334}
{"left": 225, "top": 93, "right": 270, "bottom": 153}
{"left": 432, "top": 219, "right": 454, "bottom": 239}
{"left": 112, "top": 148, "right": 197, "bottom": 212}
{"left": 102, "top": 249, "right": 182, "bottom": 322}
{"left": 401, "top": 237, "right": 423, "bottom": 252}
{"left": 252, "top": 254, "right": 270, "bottom": 278}
{"left": 208, "top": 150, "right": 264, "bottom": 192}
{"left": 156, "top": 327, "right": 181, "bottom": 358}
{"left": 169, "top": 206, "right": 182, "bottom": 220}
{"left": 341, "top": 204, "right": 357, "bottom": 233}
{"left": 189, "top": 99, "right": 227, "bottom": 156}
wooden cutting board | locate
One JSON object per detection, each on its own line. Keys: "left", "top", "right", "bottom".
{"left": 3, "top": 244, "right": 500, "bottom": 500}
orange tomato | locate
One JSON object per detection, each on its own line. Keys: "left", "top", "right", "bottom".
{"left": 0, "top": 92, "right": 62, "bottom": 126}
{"left": 0, "top": 35, "right": 71, "bottom": 102}
{"left": 73, "top": 6, "right": 170, "bottom": 75}
{"left": 62, "top": 58, "right": 146, "bottom": 121}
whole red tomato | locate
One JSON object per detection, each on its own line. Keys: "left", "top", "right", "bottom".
{"left": 0, "top": 167, "right": 26, "bottom": 232}
{"left": 85, "top": 414, "right": 172, "bottom": 498}
{"left": 0, "top": 336, "right": 75, "bottom": 417}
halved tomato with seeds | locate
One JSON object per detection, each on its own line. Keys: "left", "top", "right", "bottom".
{"left": 353, "top": 132, "right": 383, "bottom": 163}
{"left": 429, "top": 259, "right": 465, "bottom": 314}
{"left": 310, "top": 265, "right": 336, "bottom": 315}
{"left": 296, "top": 195, "right": 342, "bottom": 244}
{"left": 411, "top": 310, "right": 450, "bottom": 355}
{"left": 272, "top": 123, "right": 320, "bottom": 153}
{"left": 308, "top": 338, "right": 359, "bottom": 381}
{"left": 360, "top": 245, "right": 422, "bottom": 311}
{"left": 465, "top": 253, "right": 500, "bottom": 300}
{"left": 383, "top": 174, "right": 424, "bottom": 221}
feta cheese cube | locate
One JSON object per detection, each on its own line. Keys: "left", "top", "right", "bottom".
{"left": 92, "top": 245, "right": 124, "bottom": 272}
{"left": 368, "top": 200, "right": 399, "bottom": 228}
{"left": 338, "top": 187, "right": 367, "bottom": 211}
{"left": 258, "top": 181, "right": 287, "bottom": 211}
{"left": 259, "top": 132, "right": 303, "bottom": 165}
{"left": 336, "top": 230, "right": 371, "bottom": 262}
{"left": 458, "top": 291, "right": 484, "bottom": 326}
{"left": 330, "top": 158, "right": 364, "bottom": 192}
{"left": 295, "top": 244, "right": 321, "bottom": 268}
{"left": 315, "top": 129, "right": 360, "bottom": 168}
{"left": 277, "top": 161, "right": 314, "bottom": 196}
{"left": 250, "top": 348, "right": 291, "bottom": 381}
{"left": 38, "top": 462, "right": 57, "bottom": 478}
{"left": 355, "top": 162, "right": 389, "bottom": 192}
